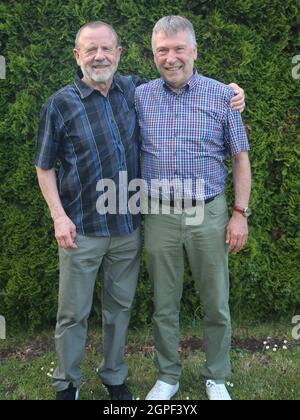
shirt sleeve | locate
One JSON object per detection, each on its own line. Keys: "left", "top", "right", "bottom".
{"left": 223, "top": 91, "right": 250, "bottom": 156}
{"left": 34, "top": 99, "right": 61, "bottom": 169}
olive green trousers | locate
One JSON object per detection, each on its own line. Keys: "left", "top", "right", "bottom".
{"left": 145, "top": 194, "right": 231, "bottom": 385}
{"left": 53, "top": 228, "right": 141, "bottom": 392}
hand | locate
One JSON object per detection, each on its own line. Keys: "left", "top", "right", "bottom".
{"left": 228, "top": 83, "right": 245, "bottom": 113}
{"left": 54, "top": 215, "right": 77, "bottom": 249}
{"left": 226, "top": 212, "right": 248, "bottom": 253}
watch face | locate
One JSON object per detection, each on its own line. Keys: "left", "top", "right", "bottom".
{"left": 245, "top": 207, "right": 252, "bottom": 217}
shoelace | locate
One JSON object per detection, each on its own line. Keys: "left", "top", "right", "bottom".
{"left": 206, "top": 381, "right": 228, "bottom": 399}
{"left": 150, "top": 381, "right": 175, "bottom": 399}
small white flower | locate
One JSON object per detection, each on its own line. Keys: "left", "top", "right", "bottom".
{"left": 263, "top": 341, "right": 268, "bottom": 345}
{"left": 186, "top": 396, "right": 190, "bottom": 400}
{"left": 226, "top": 381, "right": 231, "bottom": 386}
{"left": 283, "top": 340, "right": 288, "bottom": 344}
{"left": 51, "top": 362, "right": 55, "bottom": 365}
{"left": 47, "top": 373, "right": 52, "bottom": 377}
{"left": 50, "top": 368, "right": 54, "bottom": 373}
{"left": 266, "top": 346, "right": 270, "bottom": 350}
{"left": 41, "top": 367, "right": 44, "bottom": 371}
{"left": 273, "top": 348, "right": 277, "bottom": 352}
{"left": 230, "top": 383, "right": 234, "bottom": 388}
{"left": 282, "top": 346, "right": 288, "bottom": 350}
{"left": 274, "top": 345, "right": 278, "bottom": 348}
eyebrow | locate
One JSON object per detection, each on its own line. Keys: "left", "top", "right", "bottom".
{"left": 157, "top": 44, "right": 187, "bottom": 50}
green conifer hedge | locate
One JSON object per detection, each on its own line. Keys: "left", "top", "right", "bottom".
{"left": 0, "top": 0, "right": 299, "bottom": 330}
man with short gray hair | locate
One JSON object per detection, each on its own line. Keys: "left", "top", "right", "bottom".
{"left": 35, "top": 21, "right": 145, "bottom": 401}
{"left": 152, "top": 14, "right": 197, "bottom": 47}
{"left": 135, "top": 15, "right": 251, "bottom": 401}
{"left": 35, "top": 18, "right": 245, "bottom": 401}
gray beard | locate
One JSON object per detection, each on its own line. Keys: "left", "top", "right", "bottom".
{"left": 82, "top": 63, "right": 118, "bottom": 84}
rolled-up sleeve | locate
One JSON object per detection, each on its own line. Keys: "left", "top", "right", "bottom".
{"left": 223, "top": 91, "right": 250, "bottom": 157}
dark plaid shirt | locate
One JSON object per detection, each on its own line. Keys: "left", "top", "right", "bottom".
{"left": 35, "top": 71, "right": 146, "bottom": 237}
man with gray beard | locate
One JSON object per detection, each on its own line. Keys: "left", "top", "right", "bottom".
{"left": 35, "top": 21, "right": 144, "bottom": 401}
{"left": 35, "top": 21, "right": 245, "bottom": 400}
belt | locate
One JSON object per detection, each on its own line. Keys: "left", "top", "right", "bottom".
{"left": 158, "top": 195, "right": 216, "bottom": 209}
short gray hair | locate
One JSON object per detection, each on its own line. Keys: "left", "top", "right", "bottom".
{"left": 75, "top": 21, "right": 121, "bottom": 49}
{"left": 152, "top": 16, "right": 196, "bottom": 50}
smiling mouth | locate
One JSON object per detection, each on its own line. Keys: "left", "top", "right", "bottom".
{"left": 92, "top": 65, "right": 109, "bottom": 69}
{"left": 165, "top": 67, "right": 182, "bottom": 72}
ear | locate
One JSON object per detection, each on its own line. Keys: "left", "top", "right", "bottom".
{"left": 193, "top": 44, "right": 198, "bottom": 60}
{"left": 73, "top": 48, "right": 80, "bottom": 65}
{"left": 117, "top": 46, "right": 123, "bottom": 60}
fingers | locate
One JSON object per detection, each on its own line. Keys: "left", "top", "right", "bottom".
{"left": 54, "top": 216, "right": 78, "bottom": 249}
{"left": 228, "top": 83, "right": 239, "bottom": 92}
{"left": 232, "top": 102, "right": 245, "bottom": 113}
{"left": 57, "top": 237, "right": 77, "bottom": 249}
{"left": 71, "top": 226, "right": 77, "bottom": 241}
{"left": 233, "top": 235, "right": 247, "bottom": 253}
{"left": 230, "top": 95, "right": 245, "bottom": 113}
{"left": 229, "top": 85, "right": 245, "bottom": 113}
{"left": 232, "top": 101, "right": 245, "bottom": 113}
{"left": 226, "top": 228, "right": 231, "bottom": 247}
{"left": 226, "top": 228, "right": 248, "bottom": 254}
{"left": 56, "top": 231, "right": 77, "bottom": 249}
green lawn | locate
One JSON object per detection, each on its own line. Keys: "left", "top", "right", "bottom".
{"left": 0, "top": 321, "right": 299, "bottom": 400}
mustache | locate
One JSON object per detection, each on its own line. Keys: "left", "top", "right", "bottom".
{"left": 91, "top": 60, "right": 111, "bottom": 67}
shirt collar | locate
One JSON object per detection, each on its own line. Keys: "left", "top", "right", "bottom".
{"left": 162, "top": 69, "right": 200, "bottom": 93}
{"left": 74, "top": 69, "right": 124, "bottom": 99}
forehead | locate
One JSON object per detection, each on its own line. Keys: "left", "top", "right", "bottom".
{"left": 153, "top": 30, "right": 194, "bottom": 48}
{"left": 78, "top": 26, "right": 117, "bottom": 47}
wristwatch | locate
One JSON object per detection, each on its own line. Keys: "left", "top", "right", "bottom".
{"left": 233, "top": 206, "right": 252, "bottom": 218}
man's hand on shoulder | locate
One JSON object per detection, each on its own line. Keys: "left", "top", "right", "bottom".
{"left": 228, "top": 83, "right": 245, "bottom": 113}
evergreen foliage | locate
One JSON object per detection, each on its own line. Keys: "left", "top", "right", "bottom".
{"left": 0, "top": 0, "right": 299, "bottom": 329}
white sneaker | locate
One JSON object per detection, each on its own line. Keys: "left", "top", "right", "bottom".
{"left": 205, "top": 380, "right": 232, "bottom": 401}
{"left": 146, "top": 380, "right": 179, "bottom": 400}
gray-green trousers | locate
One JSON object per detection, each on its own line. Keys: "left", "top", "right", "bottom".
{"left": 53, "top": 228, "right": 141, "bottom": 392}
{"left": 145, "top": 194, "right": 231, "bottom": 385}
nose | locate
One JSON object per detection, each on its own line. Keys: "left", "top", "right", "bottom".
{"left": 166, "top": 50, "right": 177, "bottom": 65}
{"left": 94, "top": 47, "right": 105, "bottom": 61}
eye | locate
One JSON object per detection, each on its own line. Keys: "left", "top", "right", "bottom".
{"left": 86, "top": 48, "right": 97, "bottom": 55}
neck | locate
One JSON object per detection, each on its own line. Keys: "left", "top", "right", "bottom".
{"left": 165, "top": 73, "right": 194, "bottom": 94}
{"left": 170, "top": 85, "right": 180, "bottom": 94}
{"left": 83, "top": 76, "right": 113, "bottom": 97}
